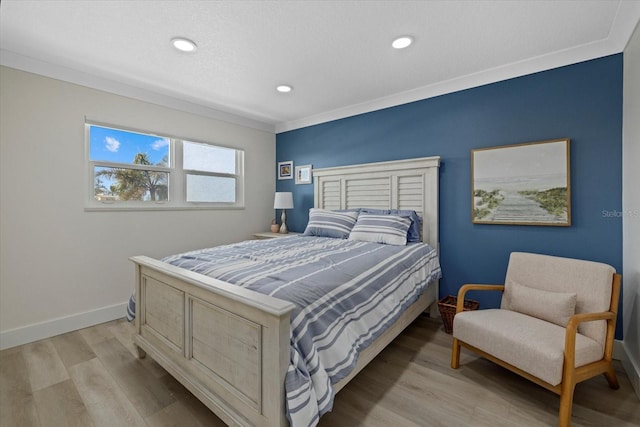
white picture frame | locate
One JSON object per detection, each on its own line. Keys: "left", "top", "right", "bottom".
{"left": 278, "top": 161, "right": 293, "bottom": 180}
{"left": 295, "top": 164, "right": 312, "bottom": 184}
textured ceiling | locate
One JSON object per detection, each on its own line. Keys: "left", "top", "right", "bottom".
{"left": 1, "top": 1, "right": 639, "bottom": 133}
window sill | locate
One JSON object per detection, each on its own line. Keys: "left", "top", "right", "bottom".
{"left": 84, "top": 205, "right": 245, "bottom": 212}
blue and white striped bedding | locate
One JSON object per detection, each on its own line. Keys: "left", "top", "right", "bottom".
{"left": 132, "top": 235, "right": 440, "bottom": 427}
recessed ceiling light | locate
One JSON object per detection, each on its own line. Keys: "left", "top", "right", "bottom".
{"left": 171, "top": 37, "right": 197, "bottom": 52}
{"left": 276, "top": 85, "right": 293, "bottom": 93}
{"left": 392, "top": 36, "right": 413, "bottom": 49}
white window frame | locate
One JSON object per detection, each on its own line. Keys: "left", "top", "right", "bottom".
{"left": 85, "top": 121, "right": 245, "bottom": 211}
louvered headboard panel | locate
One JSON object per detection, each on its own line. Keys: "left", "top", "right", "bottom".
{"left": 313, "top": 157, "right": 440, "bottom": 251}
{"left": 320, "top": 179, "right": 341, "bottom": 210}
{"left": 345, "top": 177, "right": 390, "bottom": 210}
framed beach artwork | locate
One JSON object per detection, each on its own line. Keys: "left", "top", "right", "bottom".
{"left": 278, "top": 161, "right": 293, "bottom": 180}
{"left": 295, "top": 164, "right": 312, "bottom": 184}
{"left": 471, "top": 138, "right": 571, "bottom": 226}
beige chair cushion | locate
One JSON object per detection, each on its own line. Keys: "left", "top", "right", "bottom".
{"left": 501, "top": 252, "right": 615, "bottom": 346}
{"left": 503, "top": 280, "right": 577, "bottom": 327}
{"left": 453, "top": 309, "right": 604, "bottom": 386}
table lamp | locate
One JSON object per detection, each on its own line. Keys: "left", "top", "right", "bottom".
{"left": 273, "top": 192, "right": 294, "bottom": 234}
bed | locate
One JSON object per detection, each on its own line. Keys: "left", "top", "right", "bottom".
{"left": 130, "top": 156, "right": 441, "bottom": 427}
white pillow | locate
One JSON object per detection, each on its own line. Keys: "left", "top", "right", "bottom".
{"left": 502, "top": 280, "right": 577, "bottom": 327}
{"left": 348, "top": 214, "right": 411, "bottom": 246}
{"left": 303, "top": 209, "right": 359, "bottom": 239}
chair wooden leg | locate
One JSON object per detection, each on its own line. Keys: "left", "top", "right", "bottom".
{"left": 451, "top": 338, "right": 461, "bottom": 369}
{"left": 603, "top": 367, "right": 620, "bottom": 389}
{"left": 136, "top": 345, "right": 146, "bottom": 359}
{"left": 558, "top": 381, "right": 576, "bottom": 427}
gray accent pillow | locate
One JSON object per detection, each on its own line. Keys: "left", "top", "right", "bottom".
{"left": 502, "top": 281, "right": 577, "bottom": 327}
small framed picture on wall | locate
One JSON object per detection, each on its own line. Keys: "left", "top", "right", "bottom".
{"left": 295, "top": 164, "right": 312, "bottom": 184}
{"left": 278, "top": 161, "right": 293, "bottom": 180}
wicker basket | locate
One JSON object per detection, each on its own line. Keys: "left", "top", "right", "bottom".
{"left": 438, "top": 295, "right": 480, "bottom": 334}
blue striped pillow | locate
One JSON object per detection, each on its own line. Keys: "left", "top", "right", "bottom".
{"left": 360, "top": 208, "right": 422, "bottom": 242}
{"left": 348, "top": 214, "right": 411, "bottom": 245}
{"left": 303, "top": 209, "right": 359, "bottom": 239}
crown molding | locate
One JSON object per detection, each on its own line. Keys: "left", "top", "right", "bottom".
{"left": 0, "top": 49, "right": 276, "bottom": 134}
{"left": 274, "top": 42, "right": 617, "bottom": 134}
{"left": 3, "top": 0, "right": 638, "bottom": 137}
{"left": 275, "top": 1, "right": 640, "bottom": 134}
{"left": 609, "top": 0, "right": 640, "bottom": 52}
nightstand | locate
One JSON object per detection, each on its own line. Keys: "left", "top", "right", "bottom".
{"left": 253, "top": 231, "right": 302, "bottom": 239}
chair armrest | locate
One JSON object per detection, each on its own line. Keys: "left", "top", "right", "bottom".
{"left": 456, "top": 284, "right": 505, "bottom": 313}
{"left": 563, "top": 311, "right": 617, "bottom": 368}
{"left": 566, "top": 311, "right": 616, "bottom": 331}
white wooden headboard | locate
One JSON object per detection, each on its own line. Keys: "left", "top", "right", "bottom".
{"left": 312, "top": 156, "right": 440, "bottom": 251}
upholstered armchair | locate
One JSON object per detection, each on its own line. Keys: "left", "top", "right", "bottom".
{"left": 451, "top": 252, "right": 621, "bottom": 427}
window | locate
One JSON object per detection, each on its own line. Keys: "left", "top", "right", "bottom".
{"left": 183, "top": 141, "right": 237, "bottom": 203}
{"left": 86, "top": 123, "right": 244, "bottom": 209}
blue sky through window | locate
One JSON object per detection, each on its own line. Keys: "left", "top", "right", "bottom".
{"left": 89, "top": 125, "right": 170, "bottom": 165}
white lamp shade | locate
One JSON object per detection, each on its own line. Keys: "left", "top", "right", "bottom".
{"left": 273, "top": 192, "right": 294, "bottom": 209}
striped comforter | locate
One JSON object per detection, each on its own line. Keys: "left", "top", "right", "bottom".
{"left": 134, "top": 236, "right": 441, "bottom": 427}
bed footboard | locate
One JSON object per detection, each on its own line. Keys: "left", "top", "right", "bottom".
{"left": 131, "top": 256, "right": 295, "bottom": 427}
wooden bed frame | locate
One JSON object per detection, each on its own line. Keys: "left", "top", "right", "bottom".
{"left": 131, "top": 156, "right": 440, "bottom": 427}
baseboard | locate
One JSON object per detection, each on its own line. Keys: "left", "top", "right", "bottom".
{"left": 613, "top": 339, "right": 625, "bottom": 361}
{"left": 620, "top": 341, "right": 640, "bottom": 400}
{"left": 0, "top": 302, "right": 127, "bottom": 350}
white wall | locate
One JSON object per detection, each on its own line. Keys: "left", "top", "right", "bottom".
{"left": 0, "top": 66, "right": 276, "bottom": 349}
{"left": 623, "top": 24, "right": 640, "bottom": 397}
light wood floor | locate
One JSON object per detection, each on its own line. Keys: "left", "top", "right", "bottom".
{"left": 1, "top": 315, "right": 638, "bottom": 427}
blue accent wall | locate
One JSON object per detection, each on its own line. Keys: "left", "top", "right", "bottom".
{"left": 276, "top": 54, "right": 624, "bottom": 338}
